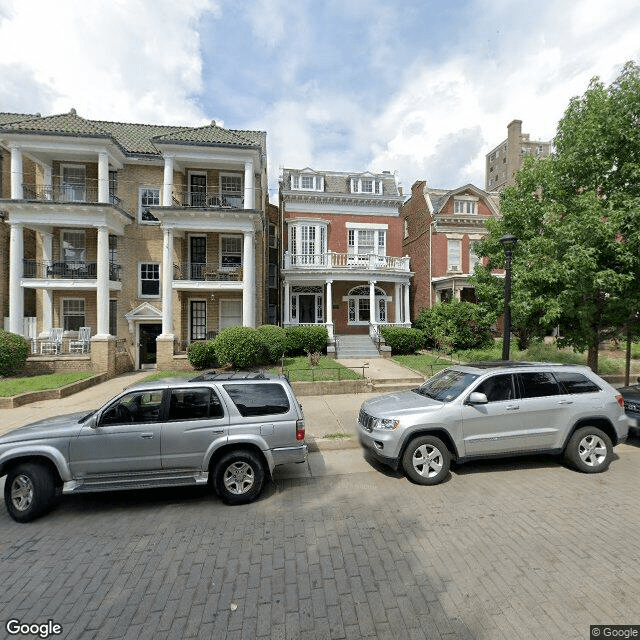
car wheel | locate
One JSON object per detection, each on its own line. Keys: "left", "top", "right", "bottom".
{"left": 402, "top": 436, "right": 451, "bottom": 485}
{"left": 214, "top": 450, "right": 265, "bottom": 505}
{"left": 4, "top": 462, "right": 57, "bottom": 522}
{"left": 564, "top": 426, "right": 613, "bottom": 473}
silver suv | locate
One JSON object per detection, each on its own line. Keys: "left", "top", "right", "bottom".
{"left": 0, "top": 371, "right": 307, "bottom": 522}
{"left": 358, "top": 362, "right": 629, "bottom": 485}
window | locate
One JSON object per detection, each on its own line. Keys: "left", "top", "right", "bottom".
{"left": 109, "top": 299, "right": 117, "bottom": 336}
{"left": 447, "top": 239, "right": 461, "bottom": 271}
{"left": 190, "top": 300, "right": 206, "bottom": 340}
{"left": 62, "top": 298, "right": 85, "bottom": 331}
{"left": 454, "top": 199, "right": 477, "bottom": 215}
{"left": 269, "top": 223, "right": 277, "bottom": 248}
{"left": 220, "top": 235, "right": 242, "bottom": 269}
{"left": 102, "top": 390, "right": 163, "bottom": 425}
{"left": 351, "top": 177, "right": 382, "bottom": 194}
{"left": 475, "top": 375, "right": 515, "bottom": 402}
{"left": 139, "top": 187, "right": 160, "bottom": 222}
{"left": 219, "top": 299, "right": 242, "bottom": 330}
{"left": 222, "top": 383, "right": 290, "bottom": 417}
{"left": 61, "top": 165, "right": 86, "bottom": 202}
{"left": 268, "top": 264, "right": 277, "bottom": 288}
{"left": 61, "top": 230, "right": 86, "bottom": 265}
{"left": 469, "top": 243, "right": 480, "bottom": 271}
{"left": 220, "top": 174, "right": 242, "bottom": 207}
{"left": 519, "top": 372, "right": 562, "bottom": 398}
{"left": 140, "top": 263, "right": 160, "bottom": 297}
{"left": 289, "top": 223, "right": 327, "bottom": 265}
{"left": 553, "top": 372, "right": 601, "bottom": 394}
{"left": 109, "top": 171, "right": 118, "bottom": 204}
{"left": 347, "top": 228, "right": 386, "bottom": 256}
{"left": 291, "top": 174, "right": 324, "bottom": 191}
{"left": 168, "top": 388, "right": 223, "bottom": 421}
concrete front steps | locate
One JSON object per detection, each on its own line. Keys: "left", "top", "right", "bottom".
{"left": 336, "top": 334, "right": 380, "bottom": 359}
{"left": 370, "top": 377, "right": 425, "bottom": 393}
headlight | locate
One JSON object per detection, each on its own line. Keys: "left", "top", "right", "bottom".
{"left": 372, "top": 417, "right": 400, "bottom": 431}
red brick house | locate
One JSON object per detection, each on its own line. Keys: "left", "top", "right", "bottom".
{"left": 279, "top": 168, "right": 412, "bottom": 351}
{"left": 401, "top": 181, "right": 501, "bottom": 320}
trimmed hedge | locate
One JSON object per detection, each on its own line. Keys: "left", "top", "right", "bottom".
{"left": 284, "top": 325, "right": 329, "bottom": 355}
{"left": 187, "top": 339, "right": 217, "bottom": 369}
{"left": 213, "top": 326, "right": 267, "bottom": 369}
{"left": 0, "top": 330, "right": 30, "bottom": 376}
{"left": 380, "top": 326, "right": 425, "bottom": 355}
{"left": 257, "top": 325, "right": 287, "bottom": 364}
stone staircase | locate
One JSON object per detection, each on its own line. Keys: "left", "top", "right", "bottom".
{"left": 335, "top": 334, "right": 380, "bottom": 359}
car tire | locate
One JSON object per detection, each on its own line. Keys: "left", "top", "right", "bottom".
{"left": 4, "top": 462, "right": 57, "bottom": 522}
{"left": 402, "top": 436, "right": 451, "bottom": 485}
{"left": 564, "top": 426, "right": 613, "bottom": 473}
{"left": 213, "top": 449, "right": 265, "bottom": 505}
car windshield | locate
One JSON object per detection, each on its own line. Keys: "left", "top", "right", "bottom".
{"left": 414, "top": 368, "right": 479, "bottom": 402}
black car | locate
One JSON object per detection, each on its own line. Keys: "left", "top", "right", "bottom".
{"left": 619, "top": 377, "right": 640, "bottom": 436}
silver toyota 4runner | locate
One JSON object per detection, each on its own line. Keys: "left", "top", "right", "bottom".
{"left": 359, "top": 362, "right": 629, "bottom": 485}
{"left": 0, "top": 371, "right": 307, "bottom": 522}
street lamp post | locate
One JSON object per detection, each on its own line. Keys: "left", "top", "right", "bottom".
{"left": 500, "top": 234, "right": 518, "bottom": 361}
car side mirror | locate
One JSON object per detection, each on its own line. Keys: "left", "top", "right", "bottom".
{"left": 86, "top": 414, "right": 99, "bottom": 429}
{"left": 468, "top": 392, "right": 488, "bottom": 405}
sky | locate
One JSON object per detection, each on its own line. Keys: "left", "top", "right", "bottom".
{"left": 1, "top": 0, "right": 639, "bottom": 203}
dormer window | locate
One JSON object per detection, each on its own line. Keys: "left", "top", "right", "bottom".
{"left": 453, "top": 198, "right": 477, "bottom": 215}
{"left": 291, "top": 173, "right": 324, "bottom": 191}
{"left": 351, "top": 177, "right": 382, "bottom": 194}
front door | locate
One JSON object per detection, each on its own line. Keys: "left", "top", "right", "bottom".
{"left": 299, "top": 295, "right": 316, "bottom": 323}
{"left": 190, "top": 236, "right": 206, "bottom": 280}
{"left": 190, "top": 174, "right": 207, "bottom": 207}
{"left": 139, "top": 323, "right": 162, "bottom": 367}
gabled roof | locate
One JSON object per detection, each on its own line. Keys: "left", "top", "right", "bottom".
{"left": 2, "top": 110, "right": 111, "bottom": 138}
{"left": 0, "top": 112, "right": 41, "bottom": 125}
{"left": 427, "top": 183, "right": 500, "bottom": 216}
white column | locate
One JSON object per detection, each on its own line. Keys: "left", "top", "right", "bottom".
{"left": 283, "top": 281, "right": 290, "bottom": 325}
{"left": 326, "top": 280, "right": 333, "bottom": 324}
{"left": 394, "top": 283, "right": 401, "bottom": 323}
{"left": 162, "top": 154, "right": 174, "bottom": 206}
{"left": 43, "top": 164, "right": 53, "bottom": 200}
{"left": 243, "top": 161, "right": 254, "bottom": 210}
{"left": 242, "top": 231, "right": 255, "bottom": 326}
{"left": 96, "top": 226, "right": 110, "bottom": 337}
{"left": 161, "top": 227, "right": 174, "bottom": 337}
{"left": 9, "top": 223, "right": 24, "bottom": 334}
{"left": 404, "top": 283, "right": 410, "bottom": 324}
{"left": 98, "top": 151, "right": 109, "bottom": 203}
{"left": 369, "top": 280, "right": 376, "bottom": 325}
{"left": 10, "top": 145, "right": 23, "bottom": 200}
{"left": 42, "top": 232, "right": 53, "bottom": 334}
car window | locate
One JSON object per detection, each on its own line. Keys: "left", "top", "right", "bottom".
{"left": 415, "top": 369, "right": 480, "bottom": 402}
{"left": 102, "top": 390, "right": 164, "bottom": 425}
{"left": 222, "top": 383, "right": 290, "bottom": 417}
{"left": 168, "top": 387, "right": 224, "bottom": 421}
{"left": 553, "top": 372, "right": 601, "bottom": 394}
{"left": 474, "top": 374, "right": 515, "bottom": 402}
{"left": 518, "top": 372, "right": 562, "bottom": 398}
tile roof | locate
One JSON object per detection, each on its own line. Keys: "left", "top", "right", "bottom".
{"left": 0, "top": 110, "right": 265, "bottom": 157}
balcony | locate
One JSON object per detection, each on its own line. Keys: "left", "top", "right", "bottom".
{"left": 172, "top": 189, "right": 246, "bottom": 209}
{"left": 22, "top": 183, "right": 121, "bottom": 206}
{"left": 23, "top": 260, "right": 122, "bottom": 281}
{"left": 284, "top": 252, "right": 410, "bottom": 271}
{"left": 173, "top": 262, "right": 243, "bottom": 282}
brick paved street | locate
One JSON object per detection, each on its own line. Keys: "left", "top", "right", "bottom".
{"left": 1, "top": 436, "right": 639, "bottom": 640}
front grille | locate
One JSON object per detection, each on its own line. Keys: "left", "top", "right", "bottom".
{"left": 359, "top": 408, "right": 374, "bottom": 432}
{"left": 624, "top": 400, "right": 640, "bottom": 413}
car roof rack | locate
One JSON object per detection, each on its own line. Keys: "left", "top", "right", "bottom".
{"left": 464, "top": 361, "right": 571, "bottom": 369}
{"left": 189, "top": 370, "right": 269, "bottom": 382}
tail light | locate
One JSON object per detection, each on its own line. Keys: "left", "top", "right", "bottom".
{"left": 296, "top": 418, "right": 305, "bottom": 441}
{"left": 616, "top": 394, "right": 624, "bottom": 409}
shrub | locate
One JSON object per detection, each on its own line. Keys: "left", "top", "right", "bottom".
{"left": 380, "top": 326, "right": 425, "bottom": 355}
{"left": 415, "top": 301, "right": 494, "bottom": 353}
{"left": 256, "top": 325, "right": 287, "bottom": 364}
{"left": 0, "top": 330, "right": 30, "bottom": 376}
{"left": 284, "top": 326, "right": 328, "bottom": 355}
{"left": 213, "top": 326, "right": 266, "bottom": 368}
{"left": 187, "top": 339, "right": 218, "bottom": 370}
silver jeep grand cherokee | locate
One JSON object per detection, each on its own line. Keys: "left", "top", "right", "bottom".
{"left": 359, "top": 362, "right": 628, "bottom": 485}
{"left": 0, "top": 371, "right": 307, "bottom": 522}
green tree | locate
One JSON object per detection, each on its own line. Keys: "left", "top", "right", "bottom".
{"left": 472, "top": 61, "right": 640, "bottom": 372}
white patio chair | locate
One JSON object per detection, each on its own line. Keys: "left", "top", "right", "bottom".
{"left": 69, "top": 326, "right": 91, "bottom": 354}
{"left": 40, "top": 327, "right": 64, "bottom": 355}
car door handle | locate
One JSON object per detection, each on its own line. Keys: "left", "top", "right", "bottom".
{"left": 558, "top": 400, "right": 574, "bottom": 405}
{"left": 505, "top": 405, "right": 520, "bottom": 411}
{"left": 140, "top": 433, "right": 154, "bottom": 438}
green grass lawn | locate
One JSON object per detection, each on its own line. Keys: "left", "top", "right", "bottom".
{"left": 269, "top": 356, "right": 362, "bottom": 382}
{"left": 0, "top": 372, "right": 94, "bottom": 397}
{"left": 143, "top": 370, "right": 195, "bottom": 382}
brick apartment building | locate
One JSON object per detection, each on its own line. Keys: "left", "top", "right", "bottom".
{"left": 279, "top": 168, "right": 412, "bottom": 350}
{"left": 0, "top": 110, "right": 269, "bottom": 373}
{"left": 485, "top": 119, "right": 552, "bottom": 191}
{"left": 401, "top": 181, "right": 501, "bottom": 320}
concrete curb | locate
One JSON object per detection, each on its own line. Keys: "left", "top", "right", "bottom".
{"left": 306, "top": 435, "right": 359, "bottom": 452}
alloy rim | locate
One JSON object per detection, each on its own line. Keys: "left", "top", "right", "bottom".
{"left": 578, "top": 435, "right": 607, "bottom": 467}
{"left": 223, "top": 462, "right": 255, "bottom": 494}
{"left": 412, "top": 444, "right": 443, "bottom": 477}
{"left": 11, "top": 474, "right": 34, "bottom": 511}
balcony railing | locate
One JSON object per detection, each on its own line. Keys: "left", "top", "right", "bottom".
{"left": 284, "top": 252, "right": 410, "bottom": 271}
{"left": 173, "top": 262, "right": 243, "bottom": 282}
{"left": 22, "top": 183, "right": 121, "bottom": 206}
{"left": 172, "top": 189, "right": 247, "bottom": 209}
{"left": 23, "top": 260, "right": 122, "bottom": 281}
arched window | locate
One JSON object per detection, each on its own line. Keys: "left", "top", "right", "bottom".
{"left": 346, "top": 286, "right": 388, "bottom": 325}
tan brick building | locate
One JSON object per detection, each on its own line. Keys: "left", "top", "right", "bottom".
{"left": 401, "top": 181, "right": 501, "bottom": 320}
{"left": 485, "top": 119, "right": 551, "bottom": 191}
{"left": 279, "top": 168, "right": 412, "bottom": 352}
{"left": 0, "top": 110, "right": 269, "bottom": 372}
